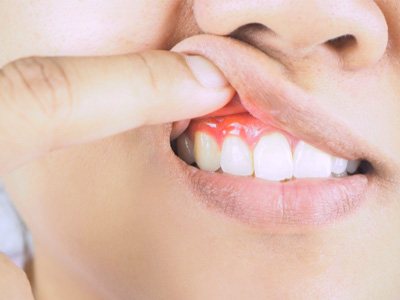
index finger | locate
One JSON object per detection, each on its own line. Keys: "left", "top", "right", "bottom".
{"left": 0, "top": 51, "right": 234, "bottom": 175}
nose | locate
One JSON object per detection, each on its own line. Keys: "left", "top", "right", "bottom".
{"left": 193, "top": 0, "right": 388, "bottom": 69}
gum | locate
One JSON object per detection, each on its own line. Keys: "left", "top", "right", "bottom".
{"left": 187, "top": 113, "right": 299, "bottom": 150}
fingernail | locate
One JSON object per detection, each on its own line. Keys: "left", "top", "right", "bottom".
{"left": 185, "top": 55, "right": 229, "bottom": 89}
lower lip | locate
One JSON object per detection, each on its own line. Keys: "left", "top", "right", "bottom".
{"left": 174, "top": 156, "right": 369, "bottom": 230}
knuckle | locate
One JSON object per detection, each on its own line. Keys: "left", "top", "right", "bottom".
{"left": 0, "top": 57, "right": 73, "bottom": 121}
{"left": 135, "top": 52, "right": 159, "bottom": 93}
{"left": 130, "top": 51, "right": 181, "bottom": 124}
{"left": 122, "top": 52, "right": 162, "bottom": 124}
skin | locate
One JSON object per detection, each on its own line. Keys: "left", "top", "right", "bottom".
{"left": 0, "top": 0, "right": 400, "bottom": 299}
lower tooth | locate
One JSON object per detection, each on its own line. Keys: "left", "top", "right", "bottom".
{"left": 332, "top": 171, "right": 348, "bottom": 178}
{"left": 194, "top": 132, "right": 220, "bottom": 172}
{"left": 220, "top": 136, "right": 254, "bottom": 176}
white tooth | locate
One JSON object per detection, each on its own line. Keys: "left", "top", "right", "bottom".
{"left": 194, "top": 132, "right": 220, "bottom": 172}
{"left": 220, "top": 136, "right": 253, "bottom": 176}
{"left": 293, "top": 141, "right": 332, "bottom": 178}
{"left": 254, "top": 133, "right": 293, "bottom": 181}
{"left": 331, "top": 157, "right": 348, "bottom": 175}
{"left": 177, "top": 133, "right": 195, "bottom": 165}
{"left": 347, "top": 159, "right": 361, "bottom": 174}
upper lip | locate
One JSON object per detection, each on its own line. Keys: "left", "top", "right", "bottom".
{"left": 172, "top": 34, "right": 383, "bottom": 173}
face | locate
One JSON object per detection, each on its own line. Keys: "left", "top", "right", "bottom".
{"left": 2, "top": 1, "right": 400, "bottom": 299}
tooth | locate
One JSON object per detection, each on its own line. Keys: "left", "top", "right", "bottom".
{"left": 331, "top": 157, "right": 348, "bottom": 176}
{"left": 177, "top": 133, "right": 195, "bottom": 165}
{"left": 220, "top": 136, "right": 253, "bottom": 176}
{"left": 347, "top": 159, "right": 361, "bottom": 174}
{"left": 194, "top": 132, "right": 221, "bottom": 172}
{"left": 254, "top": 133, "right": 293, "bottom": 181}
{"left": 293, "top": 141, "right": 332, "bottom": 178}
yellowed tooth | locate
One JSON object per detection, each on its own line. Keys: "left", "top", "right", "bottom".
{"left": 194, "top": 132, "right": 221, "bottom": 172}
{"left": 177, "top": 133, "right": 195, "bottom": 165}
{"left": 347, "top": 159, "right": 361, "bottom": 174}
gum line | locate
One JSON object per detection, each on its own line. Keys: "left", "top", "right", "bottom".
{"left": 187, "top": 113, "right": 299, "bottom": 150}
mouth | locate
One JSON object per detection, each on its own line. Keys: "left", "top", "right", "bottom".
{"left": 167, "top": 34, "right": 380, "bottom": 230}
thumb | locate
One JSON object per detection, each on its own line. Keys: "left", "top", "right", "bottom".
{"left": 0, "top": 50, "right": 233, "bottom": 174}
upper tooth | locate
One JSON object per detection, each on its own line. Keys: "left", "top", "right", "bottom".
{"left": 220, "top": 136, "right": 253, "bottom": 176}
{"left": 293, "top": 141, "right": 332, "bottom": 178}
{"left": 331, "top": 157, "right": 348, "bottom": 175}
{"left": 194, "top": 132, "right": 220, "bottom": 172}
{"left": 190, "top": 129, "right": 351, "bottom": 180}
{"left": 347, "top": 159, "right": 361, "bottom": 174}
{"left": 177, "top": 133, "right": 195, "bottom": 165}
{"left": 254, "top": 133, "right": 293, "bottom": 181}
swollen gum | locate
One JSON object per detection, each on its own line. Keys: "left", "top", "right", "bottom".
{"left": 187, "top": 113, "right": 299, "bottom": 150}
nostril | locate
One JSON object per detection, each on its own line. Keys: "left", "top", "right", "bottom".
{"left": 326, "top": 34, "right": 357, "bottom": 51}
{"left": 325, "top": 34, "right": 362, "bottom": 68}
{"left": 229, "top": 22, "right": 275, "bottom": 43}
{"left": 231, "top": 23, "right": 273, "bottom": 35}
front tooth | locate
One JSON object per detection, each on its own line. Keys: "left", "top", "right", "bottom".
{"left": 347, "top": 159, "right": 361, "bottom": 174}
{"left": 254, "top": 133, "right": 293, "bottom": 181}
{"left": 220, "top": 136, "right": 253, "bottom": 176}
{"left": 194, "top": 132, "right": 220, "bottom": 172}
{"left": 293, "top": 141, "right": 332, "bottom": 178}
{"left": 177, "top": 133, "right": 195, "bottom": 165}
{"left": 331, "top": 157, "right": 348, "bottom": 175}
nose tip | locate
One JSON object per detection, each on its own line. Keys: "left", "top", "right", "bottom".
{"left": 194, "top": 0, "right": 388, "bottom": 70}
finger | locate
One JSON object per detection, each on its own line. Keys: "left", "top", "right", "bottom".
{"left": 0, "top": 253, "right": 34, "bottom": 300}
{"left": 0, "top": 51, "right": 234, "bottom": 174}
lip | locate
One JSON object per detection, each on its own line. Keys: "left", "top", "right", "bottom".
{"left": 169, "top": 34, "right": 378, "bottom": 230}
{"left": 173, "top": 34, "right": 380, "bottom": 162}
{"left": 180, "top": 162, "right": 368, "bottom": 229}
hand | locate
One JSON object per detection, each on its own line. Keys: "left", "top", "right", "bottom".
{"left": 0, "top": 51, "right": 233, "bottom": 175}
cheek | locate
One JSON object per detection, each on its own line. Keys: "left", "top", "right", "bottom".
{"left": 376, "top": 0, "right": 400, "bottom": 52}
{"left": 2, "top": 126, "right": 174, "bottom": 285}
{"left": 3, "top": 126, "right": 165, "bottom": 233}
{"left": 0, "top": 0, "right": 181, "bottom": 65}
